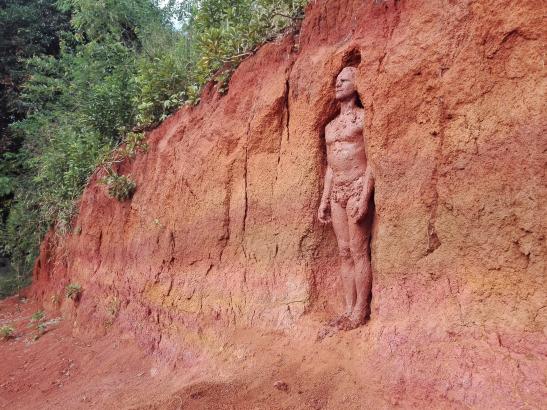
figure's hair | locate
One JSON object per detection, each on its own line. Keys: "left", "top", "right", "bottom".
{"left": 338, "top": 66, "right": 357, "bottom": 79}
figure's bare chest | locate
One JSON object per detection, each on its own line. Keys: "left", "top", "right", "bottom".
{"left": 325, "top": 111, "right": 364, "bottom": 145}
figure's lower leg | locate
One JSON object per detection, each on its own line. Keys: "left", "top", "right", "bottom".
{"left": 328, "top": 253, "right": 355, "bottom": 328}
{"left": 350, "top": 253, "right": 372, "bottom": 324}
{"left": 340, "top": 254, "right": 356, "bottom": 316}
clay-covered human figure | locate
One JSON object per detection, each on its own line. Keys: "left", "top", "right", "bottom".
{"left": 318, "top": 66, "right": 374, "bottom": 330}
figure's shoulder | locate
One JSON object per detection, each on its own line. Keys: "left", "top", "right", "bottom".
{"left": 325, "top": 115, "right": 338, "bottom": 130}
{"left": 354, "top": 107, "right": 365, "bottom": 127}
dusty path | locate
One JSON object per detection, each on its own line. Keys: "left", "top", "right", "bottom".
{"left": 0, "top": 296, "right": 392, "bottom": 409}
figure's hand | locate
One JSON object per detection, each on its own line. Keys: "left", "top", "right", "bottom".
{"left": 350, "top": 195, "right": 369, "bottom": 223}
{"left": 318, "top": 201, "right": 331, "bottom": 224}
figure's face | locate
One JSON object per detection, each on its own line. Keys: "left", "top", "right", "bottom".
{"left": 335, "top": 68, "right": 356, "bottom": 101}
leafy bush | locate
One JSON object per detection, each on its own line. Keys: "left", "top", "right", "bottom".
{"left": 119, "top": 132, "right": 148, "bottom": 158}
{"left": 30, "top": 310, "right": 45, "bottom": 322}
{"left": 100, "top": 172, "right": 137, "bottom": 202}
{"left": 189, "top": 0, "right": 306, "bottom": 90}
{"left": 0, "top": 271, "right": 30, "bottom": 299}
{"left": 134, "top": 42, "right": 195, "bottom": 125}
{"left": 65, "top": 283, "right": 82, "bottom": 300}
{"left": 28, "top": 309, "right": 48, "bottom": 340}
{"left": 0, "top": 325, "right": 15, "bottom": 340}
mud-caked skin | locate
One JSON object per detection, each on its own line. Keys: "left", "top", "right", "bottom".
{"left": 318, "top": 66, "right": 374, "bottom": 330}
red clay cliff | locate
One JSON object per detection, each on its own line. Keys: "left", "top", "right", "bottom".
{"left": 28, "top": 0, "right": 546, "bottom": 408}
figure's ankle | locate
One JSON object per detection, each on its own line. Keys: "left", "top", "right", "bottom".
{"left": 351, "top": 302, "right": 369, "bottom": 319}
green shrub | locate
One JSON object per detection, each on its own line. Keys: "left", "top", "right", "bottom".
{"left": 65, "top": 283, "right": 82, "bottom": 300}
{"left": 0, "top": 271, "right": 30, "bottom": 299}
{"left": 120, "top": 132, "right": 148, "bottom": 158}
{"left": 27, "top": 309, "right": 48, "bottom": 340}
{"left": 0, "top": 325, "right": 15, "bottom": 340}
{"left": 134, "top": 43, "right": 195, "bottom": 125}
{"left": 100, "top": 172, "right": 137, "bottom": 202}
{"left": 30, "top": 310, "right": 45, "bottom": 322}
{"left": 187, "top": 0, "right": 306, "bottom": 95}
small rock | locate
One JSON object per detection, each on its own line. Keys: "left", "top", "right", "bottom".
{"left": 190, "top": 390, "right": 204, "bottom": 399}
{"left": 274, "top": 380, "right": 289, "bottom": 392}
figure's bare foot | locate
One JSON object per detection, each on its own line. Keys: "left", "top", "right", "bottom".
{"left": 327, "top": 313, "right": 350, "bottom": 328}
{"left": 316, "top": 325, "right": 334, "bottom": 341}
{"left": 317, "top": 312, "right": 351, "bottom": 340}
{"left": 337, "top": 307, "right": 369, "bottom": 331}
{"left": 336, "top": 315, "right": 364, "bottom": 331}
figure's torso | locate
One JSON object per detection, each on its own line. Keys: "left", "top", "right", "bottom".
{"left": 325, "top": 108, "right": 367, "bottom": 184}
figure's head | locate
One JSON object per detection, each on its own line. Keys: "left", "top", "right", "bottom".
{"left": 335, "top": 66, "right": 357, "bottom": 101}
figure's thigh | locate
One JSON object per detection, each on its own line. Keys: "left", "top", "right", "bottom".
{"left": 346, "top": 198, "right": 370, "bottom": 255}
{"left": 330, "top": 199, "right": 350, "bottom": 252}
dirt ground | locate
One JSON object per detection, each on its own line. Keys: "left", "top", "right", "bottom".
{"left": 0, "top": 296, "right": 391, "bottom": 410}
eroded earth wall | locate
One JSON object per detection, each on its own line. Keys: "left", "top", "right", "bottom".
{"left": 31, "top": 0, "right": 546, "bottom": 407}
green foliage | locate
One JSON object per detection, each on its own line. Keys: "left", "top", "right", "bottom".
{"left": 133, "top": 0, "right": 307, "bottom": 124}
{"left": 134, "top": 41, "right": 195, "bottom": 125}
{"left": 100, "top": 172, "right": 137, "bottom": 202}
{"left": 28, "top": 309, "right": 48, "bottom": 340}
{"left": 65, "top": 283, "right": 82, "bottom": 300}
{"left": 0, "top": 325, "right": 15, "bottom": 340}
{"left": 120, "top": 132, "right": 148, "bottom": 158}
{"left": 187, "top": 0, "right": 306, "bottom": 95}
{"left": 68, "top": 40, "right": 138, "bottom": 139}
{"left": 0, "top": 0, "right": 70, "bottom": 296}
{"left": 31, "top": 310, "right": 45, "bottom": 322}
{"left": 37, "top": 322, "right": 48, "bottom": 336}
{"left": 0, "top": 0, "right": 70, "bottom": 138}
{"left": 96, "top": 131, "right": 146, "bottom": 202}
{"left": 1, "top": 0, "right": 309, "bottom": 298}
{"left": 0, "top": 272, "right": 30, "bottom": 299}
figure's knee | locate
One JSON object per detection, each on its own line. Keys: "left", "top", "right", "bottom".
{"left": 349, "top": 241, "right": 367, "bottom": 257}
{"left": 349, "top": 241, "right": 370, "bottom": 263}
{"left": 338, "top": 241, "right": 352, "bottom": 260}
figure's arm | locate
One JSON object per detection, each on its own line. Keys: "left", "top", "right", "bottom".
{"left": 318, "top": 166, "right": 333, "bottom": 224}
{"left": 363, "top": 166, "right": 374, "bottom": 203}
{"left": 321, "top": 166, "right": 333, "bottom": 205}
{"left": 352, "top": 166, "right": 374, "bottom": 222}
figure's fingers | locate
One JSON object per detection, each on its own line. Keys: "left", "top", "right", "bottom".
{"left": 318, "top": 213, "right": 327, "bottom": 224}
{"left": 352, "top": 208, "right": 364, "bottom": 223}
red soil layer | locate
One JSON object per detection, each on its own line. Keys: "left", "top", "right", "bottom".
{"left": 3, "top": 296, "right": 397, "bottom": 409}
{"left": 24, "top": 0, "right": 546, "bottom": 408}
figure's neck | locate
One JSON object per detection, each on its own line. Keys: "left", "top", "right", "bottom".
{"left": 340, "top": 98, "right": 357, "bottom": 115}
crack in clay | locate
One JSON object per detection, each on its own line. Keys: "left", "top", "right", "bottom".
{"left": 276, "top": 53, "right": 296, "bottom": 178}
{"left": 180, "top": 176, "right": 197, "bottom": 199}
{"left": 284, "top": 78, "right": 291, "bottom": 144}
{"left": 242, "top": 145, "right": 249, "bottom": 259}
{"left": 425, "top": 96, "right": 445, "bottom": 254}
{"left": 219, "top": 162, "right": 234, "bottom": 263}
{"left": 447, "top": 277, "right": 465, "bottom": 326}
